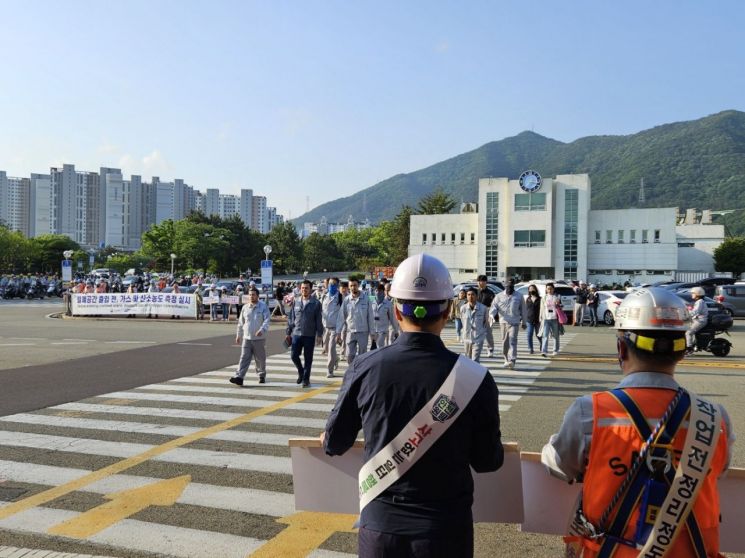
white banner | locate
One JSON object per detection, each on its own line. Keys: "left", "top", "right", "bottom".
{"left": 71, "top": 293, "right": 196, "bottom": 317}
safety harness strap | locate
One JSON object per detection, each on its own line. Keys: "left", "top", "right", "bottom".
{"left": 596, "top": 389, "right": 711, "bottom": 558}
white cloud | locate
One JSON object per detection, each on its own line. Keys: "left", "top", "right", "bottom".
{"left": 142, "top": 149, "right": 171, "bottom": 175}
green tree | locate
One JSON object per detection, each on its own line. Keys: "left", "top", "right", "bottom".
{"left": 29, "top": 234, "right": 81, "bottom": 273}
{"left": 714, "top": 237, "right": 745, "bottom": 277}
{"left": 332, "top": 227, "right": 377, "bottom": 270}
{"left": 417, "top": 188, "right": 457, "bottom": 215}
{"left": 302, "top": 233, "right": 345, "bottom": 272}
{"left": 141, "top": 219, "right": 177, "bottom": 270}
{"left": 266, "top": 221, "right": 302, "bottom": 274}
{"left": 0, "top": 226, "right": 34, "bottom": 273}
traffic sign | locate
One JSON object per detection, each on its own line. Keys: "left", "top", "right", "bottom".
{"left": 261, "top": 259, "right": 273, "bottom": 288}
{"left": 61, "top": 260, "right": 72, "bottom": 282}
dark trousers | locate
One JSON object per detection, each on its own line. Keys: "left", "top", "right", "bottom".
{"left": 291, "top": 335, "right": 315, "bottom": 383}
{"left": 358, "top": 526, "right": 473, "bottom": 558}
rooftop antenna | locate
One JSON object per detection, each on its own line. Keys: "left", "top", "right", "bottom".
{"left": 638, "top": 177, "right": 646, "bottom": 204}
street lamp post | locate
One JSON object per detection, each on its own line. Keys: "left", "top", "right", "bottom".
{"left": 170, "top": 253, "right": 176, "bottom": 276}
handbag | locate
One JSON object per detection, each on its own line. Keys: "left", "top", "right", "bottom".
{"left": 555, "top": 304, "right": 568, "bottom": 325}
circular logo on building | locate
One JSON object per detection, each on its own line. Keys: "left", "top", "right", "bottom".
{"left": 519, "top": 170, "right": 542, "bottom": 193}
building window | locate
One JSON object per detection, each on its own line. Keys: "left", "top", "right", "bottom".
{"left": 654, "top": 229, "right": 661, "bottom": 243}
{"left": 431, "top": 233, "right": 436, "bottom": 243}
{"left": 563, "top": 189, "right": 578, "bottom": 280}
{"left": 422, "top": 233, "right": 427, "bottom": 244}
{"left": 606, "top": 230, "right": 613, "bottom": 244}
{"left": 618, "top": 230, "right": 625, "bottom": 244}
{"left": 630, "top": 230, "right": 636, "bottom": 243}
{"left": 451, "top": 233, "right": 455, "bottom": 244}
{"left": 594, "top": 230, "right": 601, "bottom": 244}
{"left": 514, "top": 192, "right": 547, "bottom": 211}
{"left": 678, "top": 242, "right": 694, "bottom": 248}
{"left": 460, "top": 232, "right": 465, "bottom": 244}
{"left": 514, "top": 229, "right": 546, "bottom": 247}
{"left": 642, "top": 230, "right": 649, "bottom": 243}
{"left": 484, "top": 192, "right": 498, "bottom": 278}
{"left": 471, "top": 232, "right": 476, "bottom": 243}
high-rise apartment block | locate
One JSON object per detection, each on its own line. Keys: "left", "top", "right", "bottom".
{"left": 0, "top": 164, "right": 284, "bottom": 250}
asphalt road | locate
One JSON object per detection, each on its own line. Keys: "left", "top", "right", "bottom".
{"left": 0, "top": 301, "right": 743, "bottom": 557}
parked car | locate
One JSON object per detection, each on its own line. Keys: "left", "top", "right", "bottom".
{"left": 515, "top": 281, "right": 576, "bottom": 314}
{"left": 596, "top": 290, "right": 629, "bottom": 325}
{"left": 714, "top": 284, "right": 745, "bottom": 317}
{"left": 452, "top": 282, "right": 503, "bottom": 298}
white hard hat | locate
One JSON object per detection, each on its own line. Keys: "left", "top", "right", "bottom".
{"left": 389, "top": 254, "right": 452, "bottom": 301}
{"left": 690, "top": 286, "right": 705, "bottom": 297}
{"left": 614, "top": 288, "right": 690, "bottom": 333}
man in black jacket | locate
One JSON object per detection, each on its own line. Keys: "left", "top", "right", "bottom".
{"left": 287, "top": 280, "right": 323, "bottom": 387}
{"left": 476, "top": 274, "right": 495, "bottom": 356}
{"left": 324, "top": 255, "right": 503, "bottom": 557}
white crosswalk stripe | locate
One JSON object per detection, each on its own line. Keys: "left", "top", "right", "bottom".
{"left": 0, "top": 325, "right": 574, "bottom": 557}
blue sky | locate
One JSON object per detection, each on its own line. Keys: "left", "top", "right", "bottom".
{"left": 1, "top": 1, "right": 743, "bottom": 219}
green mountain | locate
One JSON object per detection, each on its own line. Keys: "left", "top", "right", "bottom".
{"left": 294, "top": 110, "right": 745, "bottom": 225}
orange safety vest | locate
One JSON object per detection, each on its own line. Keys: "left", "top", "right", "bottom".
{"left": 572, "top": 388, "right": 728, "bottom": 558}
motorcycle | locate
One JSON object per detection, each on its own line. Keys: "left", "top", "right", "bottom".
{"left": 691, "top": 313, "right": 733, "bottom": 357}
{"left": 26, "top": 279, "right": 45, "bottom": 299}
{"left": 3, "top": 279, "right": 21, "bottom": 299}
{"left": 47, "top": 280, "right": 64, "bottom": 298}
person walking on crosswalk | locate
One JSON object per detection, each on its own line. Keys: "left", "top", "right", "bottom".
{"left": 489, "top": 279, "right": 527, "bottom": 370}
{"left": 230, "top": 287, "right": 271, "bottom": 386}
{"left": 287, "top": 280, "right": 324, "bottom": 387}
{"left": 461, "top": 287, "right": 490, "bottom": 363}
{"left": 336, "top": 278, "right": 375, "bottom": 365}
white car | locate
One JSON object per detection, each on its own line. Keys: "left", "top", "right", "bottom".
{"left": 597, "top": 290, "right": 629, "bottom": 325}
{"left": 515, "top": 282, "right": 576, "bottom": 313}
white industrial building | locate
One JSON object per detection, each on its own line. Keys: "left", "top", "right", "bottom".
{"left": 409, "top": 173, "right": 725, "bottom": 285}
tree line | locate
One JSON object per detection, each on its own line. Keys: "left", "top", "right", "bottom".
{"left": 0, "top": 189, "right": 456, "bottom": 276}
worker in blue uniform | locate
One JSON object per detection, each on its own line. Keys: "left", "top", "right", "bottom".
{"left": 323, "top": 253, "right": 504, "bottom": 558}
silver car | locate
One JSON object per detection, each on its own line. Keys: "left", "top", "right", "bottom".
{"left": 714, "top": 284, "right": 745, "bottom": 317}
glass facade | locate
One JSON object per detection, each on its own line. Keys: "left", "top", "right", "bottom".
{"left": 563, "top": 189, "right": 578, "bottom": 280}
{"left": 514, "top": 192, "right": 547, "bottom": 211}
{"left": 485, "top": 192, "right": 499, "bottom": 279}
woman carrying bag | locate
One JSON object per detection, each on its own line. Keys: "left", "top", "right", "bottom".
{"left": 539, "top": 282, "right": 563, "bottom": 357}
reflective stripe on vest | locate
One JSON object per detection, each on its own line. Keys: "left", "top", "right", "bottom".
{"left": 579, "top": 388, "right": 728, "bottom": 558}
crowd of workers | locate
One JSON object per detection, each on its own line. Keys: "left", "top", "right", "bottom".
{"left": 224, "top": 256, "right": 735, "bottom": 557}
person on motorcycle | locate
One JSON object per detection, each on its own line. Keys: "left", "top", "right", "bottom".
{"left": 685, "top": 286, "right": 708, "bottom": 355}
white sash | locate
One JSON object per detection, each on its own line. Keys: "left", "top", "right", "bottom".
{"left": 638, "top": 392, "right": 721, "bottom": 558}
{"left": 358, "top": 355, "right": 488, "bottom": 511}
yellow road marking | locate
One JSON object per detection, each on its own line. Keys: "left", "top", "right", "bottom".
{"left": 248, "top": 511, "right": 357, "bottom": 558}
{"left": 98, "top": 398, "right": 133, "bottom": 405}
{"left": 48, "top": 475, "right": 190, "bottom": 538}
{"left": 0, "top": 383, "right": 340, "bottom": 521}
{"left": 551, "top": 355, "right": 745, "bottom": 369}
{"left": 54, "top": 410, "right": 90, "bottom": 418}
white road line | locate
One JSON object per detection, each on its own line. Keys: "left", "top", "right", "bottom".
{"left": 0, "top": 502, "right": 266, "bottom": 558}
{"left": 0, "top": 431, "right": 292, "bottom": 474}
{"left": 95, "top": 391, "right": 334, "bottom": 413}
{"left": 0, "top": 414, "right": 296, "bottom": 446}
{"left": 50, "top": 342, "right": 89, "bottom": 345}
{"left": 135, "top": 384, "right": 339, "bottom": 401}
{"left": 0, "top": 460, "right": 294, "bottom": 517}
{"left": 177, "top": 342, "right": 212, "bottom": 346}
{"left": 50, "top": 403, "right": 331, "bottom": 429}
{"left": 104, "top": 341, "right": 156, "bottom": 345}
{"left": 0, "top": 343, "right": 36, "bottom": 346}
{"left": 7, "top": 337, "right": 47, "bottom": 340}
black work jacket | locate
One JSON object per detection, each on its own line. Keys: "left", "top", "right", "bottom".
{"left": 324, "top": 331, "right": 503, "bottom": 535}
